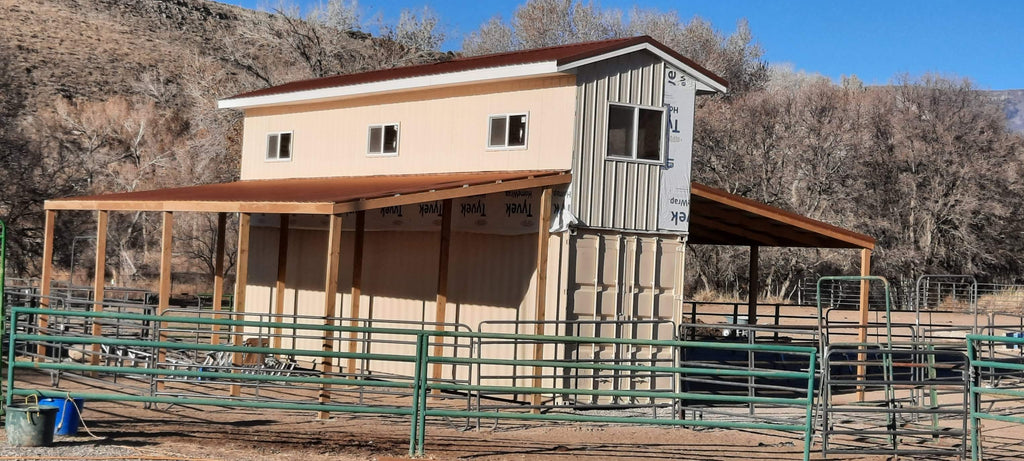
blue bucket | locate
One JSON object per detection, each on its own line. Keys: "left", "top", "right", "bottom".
{"left": 37, "top": 398, "right": 84, "bottom": 436}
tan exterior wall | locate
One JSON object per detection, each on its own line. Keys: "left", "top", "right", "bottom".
{"left": 239, "top": 76, "right": 577, "bottom": 180}
{"left": 243, "top": 224, "right": 569, "bottom": 381}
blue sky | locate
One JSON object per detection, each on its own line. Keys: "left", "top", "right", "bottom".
{"left": 220, "top": 0, "right": 1023, "bottom": 90}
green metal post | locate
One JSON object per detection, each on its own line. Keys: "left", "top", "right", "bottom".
{"left": 968, "top": 337, "right": 979, "bottom": 461}
{"left": 417, "top": 333, "right": 429, "bottom": 456}
{"left": 803, "top": 350, "right": 816, "bottom": 461}
{"left": 409, "top": 333, "right": 424, "bottom": 457}
{"left": 5, "top": 306, "right": 15, "bottom": 409}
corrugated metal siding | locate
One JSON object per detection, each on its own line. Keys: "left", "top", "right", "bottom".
{"left": 572, "top": 51, "right": 665, "bottom": 232}
{"left": 567, "top": 229, "right": 681, "bottom": 400}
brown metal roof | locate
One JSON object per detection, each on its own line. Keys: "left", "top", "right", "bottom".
{"left": 688, "top": 183, "right": 874, "bottom": 250}
{"left": 46, "top": 171, "right": 572, "bottom": 215}
{"left": 223, "top": 36, "right": 728, "bottom": 102}
{"left": 46, "top": 172, "right": 871, "bottom": 249}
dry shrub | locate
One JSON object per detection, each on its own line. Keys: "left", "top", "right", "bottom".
{"left": 977, "top": 288, "right": 1024, "bottom": 314}
{"left": 688, "top": 288, "right": 742, "bottom": 303}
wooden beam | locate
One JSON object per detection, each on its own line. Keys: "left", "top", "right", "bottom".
{"left": 155, "top": 211, "right": 173, "bottom": 390}
{"left": 44, "top": 173, "right": 573, "bottom": 216}
{"left": 46, "top": 199, "right": 337, "bottom": 215}
{"left": 347, "top": 211, "right": 365, "bottom": 376}
{"left": 36, "top": 210, "right": 56, "bottom": 359}
{"left": 332, "top": 173, "right": 571, "bottom": 214}
{"left": 272, "top": 214, "right": 290, "bottom": 349}
{"left": 210, "top": 213, "right": 227, "bottom": 346}
{"left": 691, "top": 205, "right": 844, "bottom": 248}
{"left": 856, "top": 248, "right": 872, "bottom": 401}
{"left": 229, "top": 212, "right": 251, "bottom": 397}
{"left": 318, "top": 214, "right": 344, "bottom": 419}
{"left": 89, "top": 210, "right": 108, "bottom": 366}
{"left": 689, "top": 213, "right": 788, "bottom": 247}
{"left": 531, "top": 187, "right": 553, "bottom": 409}
{"left": 431, "top": 200, "right": 453, "bottom": 384}
{"left": 748, "top": 245, "right": 759, "bottom": 327}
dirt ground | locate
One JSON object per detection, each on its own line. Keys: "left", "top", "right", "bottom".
{"left": 0, "top": 399, "right": 890, "bottom": 461}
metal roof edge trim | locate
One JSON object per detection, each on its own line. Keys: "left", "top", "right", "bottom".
{"left": 556, "top": 41, "right": 728, "bottom": 94}
{"left": 218, "top": 62, "right": 561, "bottom": 110}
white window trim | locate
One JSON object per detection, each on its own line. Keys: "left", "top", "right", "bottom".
{"left": 604, "top": 102, "right": 666, "bottom": 165}
{"left": 486, "top": 112, "right": 529, "bottom": 151}
{"left": 265, "top": 131, "right": 294, "bottom": 162}
{"left": 367, "top": 122, "right": 401, "bottom": 157}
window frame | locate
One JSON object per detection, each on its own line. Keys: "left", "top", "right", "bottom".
{"left": 265, "top": 131, "right": 294, "bottom": 162}
{"left": 366, "top": 122, "right": 401, "bottom": 157}
{"left": 604, "top": 102, "right": 666, "bottom": 164}
{"left": 486, "top": 112, "right": 529, "bottom": 150}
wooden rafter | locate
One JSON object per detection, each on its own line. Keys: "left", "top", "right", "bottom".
{"left": 210, "top": 213, "right": 227, "bottom": 346}
{"left": 431, "top": 199, "right": 453, "bottom": 384}
{"left": 155, "top": 211, "right": 174, "bottom": 390}
{"left": 346, "top": 211, "right": 365, "bottom": 375}
{"left": 230, "top": 212, "right": 251, "bottom": 397}
{"left": 89, "top": 210, "right": 108, "bottom": 366}
{"left": 318, "top": 214, "right": 343, "bottom": 419}
{"left": 690, "top": 183, "right": 874, "bottom": 250}
{"left": 531, "top": 187, "right": 553, "bottom": 409}
{"left": 37, "top": 210, "right": 55, "bottom": 359}
{"left": 273, "top": 214, "right": 290, "bottom": 349}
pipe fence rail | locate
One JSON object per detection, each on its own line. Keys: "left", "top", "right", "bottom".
{"left": 5, "top": 305, "right": 819, "bottom": 459}
{"left": 967, "top": 334, "right": 1024, "bottom": 461}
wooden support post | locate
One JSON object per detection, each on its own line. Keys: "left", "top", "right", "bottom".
{"left": 210, "top": 213, "right": 227, "bottom": 346}
{"left": 318, "top": 214, "right": 344, "bottom": 420}
{"left": 36, "top": 210, "right": 56, "bottom": 359}
{"left": 89, "top": 211, "right": 108, "bottom": 366}
{"left": 155, "top": 212, "right": 173, "bottom": 390}
{"left": 531, "top": 187, "right": 553, "bottom": 409}
{"left": 347, "top": 211, "right": 365, "bottom": 376}
{"left": 229, "top": 212, "right": 251, "bottom": 397}
{"left": 272, "top": 214, "right": 290, "bottom": 349}
{"left": 748, "top": 245, "right": 759, "bottom": 327}
{"left": 431, "top": 200, "right": 453, "bottom": 385}
{"left": 856, "top": 248, "right": 872, "bottom": 401}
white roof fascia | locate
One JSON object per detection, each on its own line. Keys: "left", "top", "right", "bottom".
{"left": 219, "top": 61, "right": 562, "bottom": 109}
{"left": 556, "top": 43, "right": 728, "bottom": 94}
{"left": 695, "top": 81, "right": 716, "bottom": 93}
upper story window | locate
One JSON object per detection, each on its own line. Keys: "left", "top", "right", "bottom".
{"left": 266, "top": 132, "right": 293, "bottom": 161}
{"left": 487, "top": 113, "right": 528, "bottom": 149}
{"left": 606, "top": 103, "right": 664, "bottom": 162}
{"left": 367, "top": 123, "right": 400, "bottom": 156}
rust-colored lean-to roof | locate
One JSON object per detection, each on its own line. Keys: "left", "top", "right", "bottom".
{"left": 688, "top": 183, "right": 874, "bottom": 250}
{"left": 46, "top": 172, "right": 871, "bottom": 250}
{"left": 222, "top": 36, "right": 728, "bottom": 102}
{"left": 45, "top": 170, "right": 572, "bottom": 215}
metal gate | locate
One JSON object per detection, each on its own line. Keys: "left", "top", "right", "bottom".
{"left": 817, "top": 276, "right": 969, "bottom": 458}
{"left": 820, "top": 345, "right": 969, "bottom": 458}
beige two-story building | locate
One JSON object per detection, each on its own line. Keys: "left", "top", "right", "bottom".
{"left": 44, "top": 36, "right": 873, "bottom": 390}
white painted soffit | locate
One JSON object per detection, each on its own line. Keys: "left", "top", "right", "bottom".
{"left": 556, "top": 43, "right": 729, "bottom": 94}
{"left": 218, "top": 61, "right": 563, "bottom": 110}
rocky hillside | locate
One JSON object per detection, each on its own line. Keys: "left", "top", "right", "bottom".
{"left": 1, "top": 0, "right": 446, "bottom": 110}
{"left": 0, "top": 0, "right": 445, "bottom": 277}
{"left": 2, "top": 0, "right": 257, "bottom": 105}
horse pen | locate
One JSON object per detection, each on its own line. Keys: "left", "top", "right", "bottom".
{"left": 1, "top": 275, "right": 1023, "bottom": 460}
